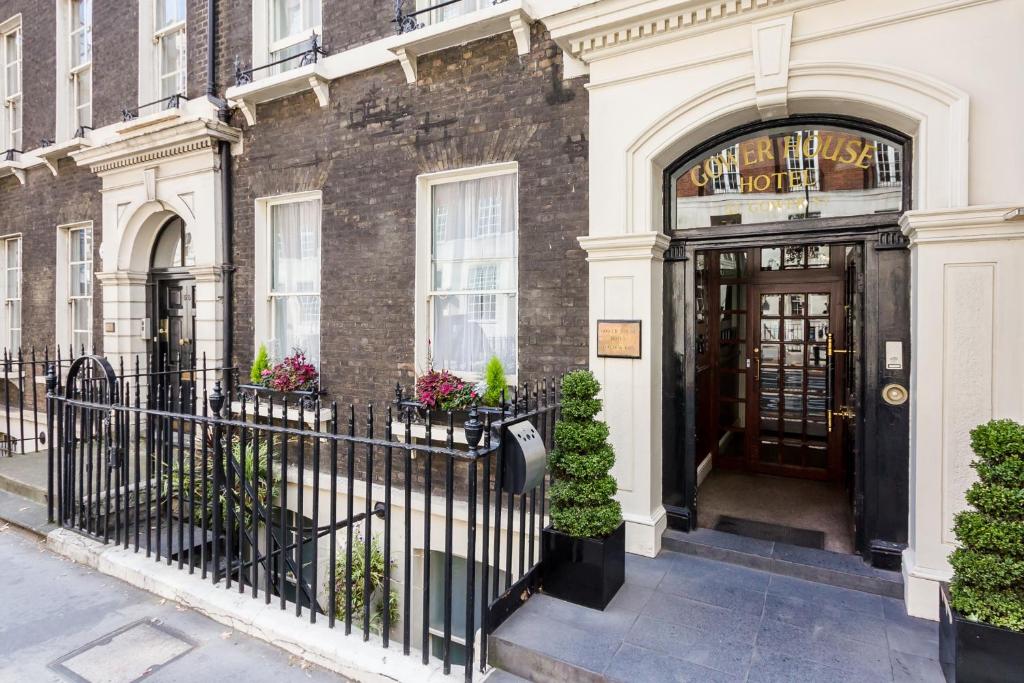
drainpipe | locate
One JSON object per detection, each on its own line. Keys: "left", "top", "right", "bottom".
{"left": 208, "top": 0, "right": 235, "bottom": 394}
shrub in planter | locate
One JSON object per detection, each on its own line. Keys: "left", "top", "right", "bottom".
{"left": 334, "top": 535, "right": 400, "bottom": 634}
{"left": 542, "top": 370, "right": 624, "bottom": 610}
{"left": 250, "top": 344, "right": 271, "bottom": 385}
{"left": 940, "top": 418, "right": 1024, "bottom": 682}
{"left": 415, "top": 369, "right": 478, "bottom": 413}
{"left": 481, "top": 356, "right": 508, "bottom": 408}
{"left": 260, "top": 351, "right": 319, "bottom": 393}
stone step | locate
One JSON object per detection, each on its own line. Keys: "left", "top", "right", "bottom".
{"left": 0, "top": 488, "right": 56, "bottom": 537}
{"left": 483, "top": 669, "right": 530, "bottom": 682}
{"left": 0, "top": 453, "right": 49, "bottom": 505}
{"left": 662, "top": 527, "right": 903, "bottom": 598}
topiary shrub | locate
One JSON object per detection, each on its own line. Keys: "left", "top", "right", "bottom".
{"left": 548, "top": 370, "right": 622, "bottom": 538}
{"left": 481, "top": 356, "right": 508, "bottom": 407}
{"left": 949, "top": 419, "right": 1024, "bottom": 632}
{"left": 250, "top": 344, "right": 271, "bottom": 385}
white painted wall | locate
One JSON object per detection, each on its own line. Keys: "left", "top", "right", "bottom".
{"left": 543, "top": 0, "right": 1024, "bottom": 618}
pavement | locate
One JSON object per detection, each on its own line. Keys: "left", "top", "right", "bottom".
{"left": 0, "top": 523, "right": 350, "bottom": 683}
{"left": 491, "top": 551, "right": 945, "bottom": 682}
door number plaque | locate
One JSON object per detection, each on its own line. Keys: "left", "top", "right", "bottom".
{"left": 597, "top": 320, "right": 642, "bottom": 359}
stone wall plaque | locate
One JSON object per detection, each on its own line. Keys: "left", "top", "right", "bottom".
{"left": 597, "top": 320, "right": 641, "bottom": 359}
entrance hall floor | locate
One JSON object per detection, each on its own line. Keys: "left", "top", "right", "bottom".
{"left": 490, "top": 550, "right": 942, "bottom": 682}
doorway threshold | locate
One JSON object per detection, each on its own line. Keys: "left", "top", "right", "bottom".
{"left": 662, "top": 527, "right": 902, "bottom": 598}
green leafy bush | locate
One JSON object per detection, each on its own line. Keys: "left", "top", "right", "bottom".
{"left": 548, "top": 370, "right": 622, "bottom": 538}
{"left": 334, "top": 536, "right": 399, "bottom": 633}
{"left": 949, "top": 419, "right": 1024, "bottom": 631}
{"left": 250, "top": 344, "right": 271, "bottom": 385}
{"left": 481, "top": 356, "right": 508, "bottom": 407}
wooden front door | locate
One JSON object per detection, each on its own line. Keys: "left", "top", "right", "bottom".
{"left": 154, "top": 276, "right": 196, "bottom": 407}
{"left": 751, "top": 280, "right": 845, "bottom": 480}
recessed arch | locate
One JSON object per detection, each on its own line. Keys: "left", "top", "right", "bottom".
{"left": 116, "top": 196, "right": 197, "bottom": 273}
{"left": 624, "top": 60, "right": 969, "bottom": 234}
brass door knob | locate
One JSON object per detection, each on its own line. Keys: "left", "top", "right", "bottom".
{"left": 835, "top": 405, "right": 856, "bottom": 420}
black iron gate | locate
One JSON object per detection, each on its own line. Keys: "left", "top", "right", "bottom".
{"left": 47, "top": 356, "right": 560, "bottom": 681}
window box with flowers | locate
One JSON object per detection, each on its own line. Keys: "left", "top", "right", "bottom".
{"left": 240, "top": 346, "right": 321, "bottom": 409}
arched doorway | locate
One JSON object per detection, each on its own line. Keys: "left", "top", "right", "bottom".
{"left": 148, "top": 215, "right": 196, "bottom": 403}
{"left": 661, "top": 116, "right": 911, "bottom": 567}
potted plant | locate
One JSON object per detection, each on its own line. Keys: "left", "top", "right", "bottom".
{"left": 413, "top": 368, "right": 479, "bottom": 420}
{"left": 334, "top": 535, "right": 400, "bottom": 634}
{"left": 481, "top": 355, "right": 508, "bottom": 408}
{"left": 541, "top": 370, "right": 624, "bottom": 610}
{"left": 239, "top": 349, "right": 320, "bottom": 408}
{"left": 940, "top": 418, "right": 1024, "bottom": 682}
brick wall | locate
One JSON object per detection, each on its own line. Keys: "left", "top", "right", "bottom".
{"left": 229, "top": 26, "right": 590, "bottom": 406}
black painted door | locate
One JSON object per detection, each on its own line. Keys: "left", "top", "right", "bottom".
{"left": 155, "top": 277, "right": 195, "bottom": 406}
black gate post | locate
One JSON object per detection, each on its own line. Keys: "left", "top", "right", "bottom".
{"left": 45, "top": 365, "right": 57, "bottom": 523}
{"left": 209, "top": 381, "right": 226, "bottom": 585}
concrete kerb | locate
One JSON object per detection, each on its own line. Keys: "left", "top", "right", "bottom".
{"left": 44, "top": 527, "right": 464, "bottom": 683}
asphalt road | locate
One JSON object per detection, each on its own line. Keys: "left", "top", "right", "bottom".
{"left": 0, "top": 523, "right": 349, "bottom": 683}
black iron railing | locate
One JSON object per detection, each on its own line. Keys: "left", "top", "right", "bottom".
{"left": 234, "top": 32, "right": 327, "bottom": 86}
{"left": 392, "top": 0, "right": 509, "bottom": 34}
{"left": 2, "top": 148, "right": 23, "bottom": 162}
{"left": 47, "top": 355, "right": 560, "bottom": 681}
{"left": 122, "top": 94, "right": 185, "bottom": 122}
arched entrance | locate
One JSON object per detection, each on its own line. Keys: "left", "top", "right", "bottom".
{"left": 661, "top": 115, "right": 911, "bottom": 567}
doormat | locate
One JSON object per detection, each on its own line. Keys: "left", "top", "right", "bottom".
{"left": 714, "top": 515, "right": 826, "bottom": 550}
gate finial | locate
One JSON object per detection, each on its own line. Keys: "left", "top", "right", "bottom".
{"left": 45, "top": 364, "right": 57, "bottom": 394}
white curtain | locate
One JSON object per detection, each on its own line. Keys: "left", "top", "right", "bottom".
{"left": 270, "top": 200, "right": 321, "bottom": 365}
{"left": 430, "top": 174, "right": 517, "bottom": 375}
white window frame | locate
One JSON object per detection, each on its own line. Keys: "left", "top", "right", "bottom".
{"left": 56, "top": 1, "right": 92, "bottom": 140}
{"left": 875, "top": 141, "right": 902, "bottom": 187}
{"left": 414, "top": 0, "right": 500, "bottom": 26}
{"left": 414, "top": 161, "right": 519, "bottom": 382}
{"left": 252, "top": 0, "right": 322, "bottom": 81}
{"left": 711, "top": 144, "right": 741, "bottom": 193}
{"left": 786, "top": 130, "right": 819, "bottom": 192}
{"left": 56, "top": 222, "right": 93, "bottom": 353}
{"left": 138, "top": 1, "right": 186, "bottom": 114}
{"left": 1, "top": 16, "right": 22, "bottom": 154}
{"left": 253, "top": 191, "right": 322, "bottom": 366}
{"left": 1, "top": 235, "right": 21, "bottom": 351}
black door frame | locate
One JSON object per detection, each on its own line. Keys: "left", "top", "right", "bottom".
{"left": 660, "top": 115, "right": 912, "bottom": 569}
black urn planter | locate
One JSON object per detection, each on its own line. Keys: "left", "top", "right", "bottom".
{"left": 940, "top": 583, "right": 1024, "bottom": 683}
{"left": 541, "top": 522, "right": 625, "bottom": 611}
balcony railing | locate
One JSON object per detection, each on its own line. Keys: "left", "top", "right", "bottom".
{"left": 122, "top": 94, "right": 185, "bottom": 122}
{"left": 392, "top": 0, "right": 510, "bottom": 34}
{"left": 234, "top": 32, "right": 328, "bottom": 87}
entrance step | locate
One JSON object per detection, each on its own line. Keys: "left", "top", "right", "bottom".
{"left": 0, "top": 452, "right": 49, "bottom": 505}
{"left": 0, "top": 488, "right": 56, "bottom": 536}
{"left": 662, "top": 527, "right": 902, "bottom": 598}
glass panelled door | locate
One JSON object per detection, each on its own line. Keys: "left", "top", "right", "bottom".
{"left": 753, "top": 281, "right": 844, "bottom": 480}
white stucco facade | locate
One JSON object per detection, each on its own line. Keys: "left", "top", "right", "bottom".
{"left": 545, "top": 0, "right": 1024, "bottom": 619}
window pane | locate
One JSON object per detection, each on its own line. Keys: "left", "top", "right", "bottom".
{"left": 432, "top": 293, "right": 516, "bottom": 376}
{"left": 70, "top": 264, "right": 91, "bottom": 297}
{"left": 272, "top": 0, "right": 320, "bottom": 42}
{"left": 157, "top": 0, "right": 186, "bottom": 28}
{"left": 159, "top": 31, "right": 186, "bottom": 97}
{"left": 272, "top": 295, "right": 320, "bottom": 365}
{"left": 72, "top": 298, "right": 91, "bottom": 331}
{"left": 270, "top": 200, "right": 321, "bottom": 294}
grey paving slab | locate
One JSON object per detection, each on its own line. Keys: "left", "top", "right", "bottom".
{"left": 0, "top": 488, "right": 56, "bottom": 535}
{"left": 890, "top": 650, "right": 945, "bottom": 683}
{"left": 494, "top": 606, "right": 623, "bottom": 675}
{"left": 0, "top": 524, "right": 347, "bottom": 682}
{"left": 667, "top": 552, "right": 773, "bottom": 591}
{"left": 625, "top": 615, "right": 755, "bottom": 678}
{"left": 885, "top": 617, "right": 940, "bottom": 659}
{"left": 641, "top": 590, "right": 761, "bottom": 643}
{"left": 624, "top": 552, "right": 673, "bottom": 588}
{"left": 519, "top": 593, "right": 640, "bottom": 642}
{"left": 604, "top": 582, "right": 654, "bottom": 614}
{"left": 746, "top": 648, "right": 880, "bottom": 683}
{"left": 755, "top": 616, "right": 893, "bottom": 679}
{"left": 657, "top": 569, "right": 768, "bottom": 616}
{"left": 763, "top": 591, "right": 889, "bottom": 647}
{"left": 767, "top": 572, "right": 886, "bottom": 617}
{"left": 670, "top": 527, "right": 776, "bottom": 557}
{"left": 604, "top": 643, "right": 738, "bottom": 683}
{"left": 772, "top": 541, "right": 898, "bottom": 579}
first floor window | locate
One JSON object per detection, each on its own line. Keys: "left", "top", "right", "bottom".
{"left": 268, "top": 0, "right": 321, "bottom": 75}
{"left": 875, "top": 142, "right": 902, "bottom": 187}
{"left": 427, "top": 169, "right": 518, "bottom": 377}
{"left": 69, "top": 0, "right": 92, "bottom": 130}
{"left": 415, "top": 0, "right": 501, "bottom": 25}
{"left": 155, "top": 0, "right": 186, "bottom": 100}
{"left": 3, "top": 236, "right": 20, "bottom": 350}
{"left": 267, "top": 197, "right": 321, "bottom": 365}
{"left": 786, "top": 130, "right": 819, "bottom": 192}
{"left": 67, "top": 226, "right": 93, "bottom": 351}
{"left": 1, "top": 20, "right": 21, "bottom": 152}
{"left": 711, "top": 143, "right": 741, "bottom": 193}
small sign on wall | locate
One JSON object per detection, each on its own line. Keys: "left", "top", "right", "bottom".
{"left": 597, "top": 320, "right": 642, "bottom": 359}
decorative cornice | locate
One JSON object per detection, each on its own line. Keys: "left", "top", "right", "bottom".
{"left": 71, "top": 118, "right": 241, "bottom": 175}
{"left": 578, "top": 231, "right": 672, "bottom": 261}
{"left": 900, "top": 206, "right": 1024, "bottom": 245}
{"left": 547, "top": 0, "right": 803, "bottom": 62}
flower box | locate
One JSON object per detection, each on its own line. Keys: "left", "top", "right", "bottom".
{"left": 237, "top": 383, "right": 320, "bottom": 409}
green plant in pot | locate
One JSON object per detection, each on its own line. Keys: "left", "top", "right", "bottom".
{"left": 250, "top": 344, "right": 271, "bottom": 385}
{"left": 940, "top": 418, "right": 1024, "bottom": 682}
{"left": 541, "top": 369, "right": 624, "bottom": 610}
{"left": 481, "top": 355, "right": 508, "bottom": 408}
{"left": 334, "top": 535, "right": 400, "bottom": 634}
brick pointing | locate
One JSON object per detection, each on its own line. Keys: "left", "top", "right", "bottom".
{"left": 229, "top": 26, "right": 590, "bottom": 406}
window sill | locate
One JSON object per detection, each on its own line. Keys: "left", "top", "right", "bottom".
{"left": 0, "top": 158, "right": 31, "bottom": 185}
{"left": 225, "top": 0, "right": 537, "bottom": 123}
{"left": 385, "top": 1, "right": 535, "bottom": 84}
{"left": 37, "top": 137, "right": 92, "bottom": 176}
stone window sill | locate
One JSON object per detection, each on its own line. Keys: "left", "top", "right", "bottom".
{"left": 0, "top": 158, "right": 31, "bottom": 185}
{"left": 225, "top": 0, "right": 535, "bottom": 124}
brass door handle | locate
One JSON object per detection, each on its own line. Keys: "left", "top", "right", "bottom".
{"left": 835, "top": 405, "right": 856, "bottom": 420}
{"left": 753, "top": 346, "right": 761, "bottom": 381}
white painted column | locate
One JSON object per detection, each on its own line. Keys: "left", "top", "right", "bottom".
{"left": 900, "top": 206, "right": 1024, "bottom": 619}
{"left": 97, "top": 270, "right": 149, "bottom": 371}
{"left": 579, "top": 232, "right": 671, "bottom": 557}
{"left": 190, "top": 265, "right": 225, "bottom": 396}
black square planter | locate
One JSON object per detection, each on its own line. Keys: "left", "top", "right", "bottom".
{"left": 541, "top": 522, "right": 625, "bottom": 611}
{"left": 940, "top": 583, "right": 1024, "bottom": 683}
